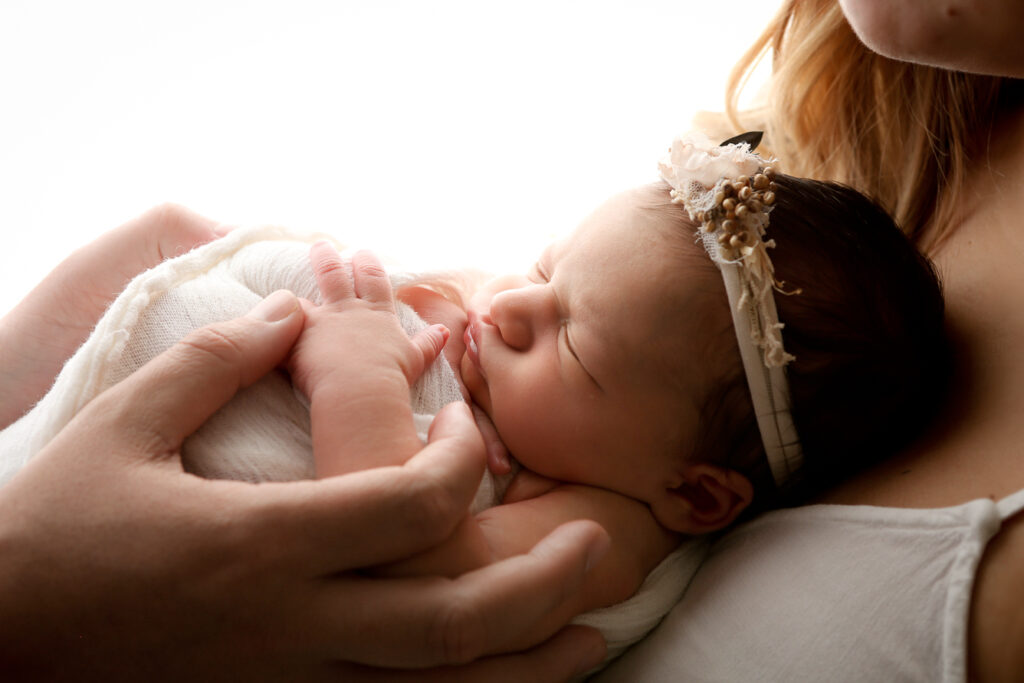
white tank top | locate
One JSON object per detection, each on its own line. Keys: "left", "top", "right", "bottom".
{"left": 596, "top": 489, "right": 1024, "bottom": 682}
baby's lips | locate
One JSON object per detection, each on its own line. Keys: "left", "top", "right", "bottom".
{"left": 463, "top": 320, "right": 484, "bottom": 378}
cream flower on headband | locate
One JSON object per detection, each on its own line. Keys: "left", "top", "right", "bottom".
{"left": 658, "top": 132, "right": 762, "bottom": 191}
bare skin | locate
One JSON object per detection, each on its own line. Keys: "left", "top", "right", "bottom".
{"left": 287, "top": 229, "right": 720, "bottom": 647}
{"left": 838, "top": 0, "right": 1024, "bottom": 77}
{"left": 0, "top": 207, "right": 611, "bottom": 681}
{"left": 817, "top": 104, "right": 1024, "bottom": 682}
{"left": 0, "top": 203, "right": 228, "bottom": 428}
{"left": 768, "top": 4, "right": 1024, "bottom": 678}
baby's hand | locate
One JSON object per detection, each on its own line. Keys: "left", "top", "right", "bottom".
{"left": 287, "top": 243, "right": 449, "bottom": 476}
{"left": 288, "top": 243, "right": 448, "bottom": 402}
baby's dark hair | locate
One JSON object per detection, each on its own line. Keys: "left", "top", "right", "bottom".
{"left": 662, "top": 175, "right": 951, "bottom": 513}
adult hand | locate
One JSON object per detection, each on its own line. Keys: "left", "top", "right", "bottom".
{"left": 0, "top": 203, "right": 228, "bottom": 428}
{"left": 0, "top": 290, "right": 608, "bottom": 681}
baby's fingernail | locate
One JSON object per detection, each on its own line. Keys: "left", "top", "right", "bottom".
{"left": 250, "top": 290, "right": 298, "bottom": 322}
{"left": 212, "top": 223, "right": 234, "bottom": 238}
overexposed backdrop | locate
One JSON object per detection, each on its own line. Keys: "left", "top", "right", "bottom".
{"left": 0, "top": 0, "right": 777, "bottom": 317}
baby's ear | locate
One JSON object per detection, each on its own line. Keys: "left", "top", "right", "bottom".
{"left": 651, "top": 463, "right": 754, "bottom": 534}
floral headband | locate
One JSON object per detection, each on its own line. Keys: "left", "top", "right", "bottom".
{"left": 659, "top": 131, "right": 802, "bottom": 485}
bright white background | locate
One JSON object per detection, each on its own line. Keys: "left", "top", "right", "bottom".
{"left": 0, "top": 0, "right": 777, "bottom": 318}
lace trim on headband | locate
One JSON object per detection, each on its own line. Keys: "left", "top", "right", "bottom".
{"left": 658, "top": 132, "right": 803, "bottom": 485}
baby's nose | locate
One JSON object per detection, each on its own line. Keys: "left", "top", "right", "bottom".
{"left": 489, "top": 287, "right": 544, "bottom": 350}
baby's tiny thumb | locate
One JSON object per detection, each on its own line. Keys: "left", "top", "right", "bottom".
{"left": 427, "top": 323, "right": 450, "bottom": 351}
{"left": 408, "top": 324, "right": 449, "bottom": 381}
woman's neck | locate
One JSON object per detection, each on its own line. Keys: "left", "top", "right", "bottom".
{"left": 933, "top": 103, "right": 1024, "bottom": 342}
{"left": 819, "top": 103, "right": 1024, "bottom": 508}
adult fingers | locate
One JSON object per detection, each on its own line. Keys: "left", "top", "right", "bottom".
{"left": 309, "top": 241, "right": 354, "bottom": 302}
{"left": 58, "top": 204, "right": 225, "bottom": 312}
{"left": 128, "top": 202, "right": 229, "bottom": 264}
{"left": 471, "top": 404, "right": 511, "bottom": 475}
{"left": 300, "top": 519, "right": 610, "bottom": 667}
{"left": 350, "top": 249, "right": 394, "bottom": 307}
{"left": 101, "top": 203, "right": 228, "bottom": 280}
{"left": 242, "top": 401, "right": 487, "bottom": 572}
{"left": 82, "top": 289, "right": 304, "bottom": 460}
{"left": 335, "top": 626, "right": 607, "bottom": 682}
{"left": 0, "top": 205, "right": 230, "bottom": 430}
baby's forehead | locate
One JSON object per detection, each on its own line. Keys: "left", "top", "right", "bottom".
{"left": 575, "top": 249, "right": 720, "bottom": 371}
{"left": 548, "top": 190, "right": 696, "bottom": 259}
{"left": 540, "top": 185, "right": 729, "bottom": 388}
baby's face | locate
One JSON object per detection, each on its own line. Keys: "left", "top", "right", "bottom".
{"left": 462, "top": 187, "right": 719, "bottom": 509}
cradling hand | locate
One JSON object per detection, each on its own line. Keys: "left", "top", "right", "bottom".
{"left": 0, "top": 290, "right": 609, "bottom": 681}
{"left": 0, "top": 204, "right": 229, "bottom": 428}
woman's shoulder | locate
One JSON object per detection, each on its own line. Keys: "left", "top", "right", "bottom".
{"left": 595, "top": 491, "right": 1011, "bottom": 682}
{"left": 970, "top": 507, "right": 1024, "bottom": 682}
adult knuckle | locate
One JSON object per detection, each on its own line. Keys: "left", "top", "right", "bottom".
{"left": 149, "top": 201, "right": 191, "bottom": 225}
{"left": 142, "top": 202, "right": 208, "bottom": 259}
{"left": 180, "top": 323, "right": 246, "bottom": 367}
{"left": 84, "top": 386, "right": 179, "bottom": 457}
{"left": 430, "top": 591, "right": 487, "bottom": 664}
{"left": 147, "top": 202, "right": 194, "bottom": 237}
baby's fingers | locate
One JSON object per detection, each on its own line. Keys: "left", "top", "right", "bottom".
{"left": 310, "top": 245, "right": 395, "bottom": 310}
{"left": 309, "top": 241, "right": 354, "bottom": 302}
{"left": 406, "top": 324, "right": 450, "bottom": 384}
{"left": 350, "top": 249, "right": 395, "bottom": 308}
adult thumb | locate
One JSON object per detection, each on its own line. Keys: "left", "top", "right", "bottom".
{"left": 85, "top": 289, "right": 304, "bottom": 458}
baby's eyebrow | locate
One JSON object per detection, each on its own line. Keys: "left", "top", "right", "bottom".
{"left": 530, "top": 247, "right": 554, "bottom": 283}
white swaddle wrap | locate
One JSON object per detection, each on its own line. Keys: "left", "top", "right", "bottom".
{"left": 0, "top": 226, "right": 705, "bottom": 662}
{"left": 0, "top": 226, "right": 480, "bottom": 495}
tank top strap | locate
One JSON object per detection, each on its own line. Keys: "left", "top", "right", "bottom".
{"left": 996, "top": 488, "right": 1024, "bottom": 520}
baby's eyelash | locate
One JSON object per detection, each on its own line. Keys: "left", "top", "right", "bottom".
{"left": 561, "top": 323, "right": 599, "bottom": 387}
{"left": 560, "top": 322, "right": 577, "bottom": 358}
